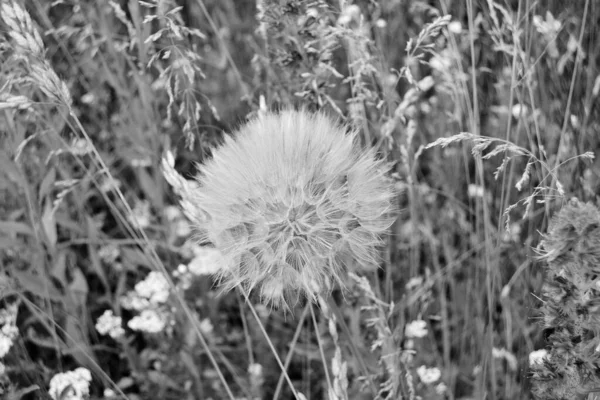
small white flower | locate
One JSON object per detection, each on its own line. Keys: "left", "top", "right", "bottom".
{"left": 80, "top": 93, "right": 95, "bottom": 104}
{"left": 98, "top": 244, "right": 120, "bottom": 264}
{"left": 502, "top": 223, "right": 521, "bottom": 243}
{"left": 127, "top": 309, "right": 167, "bottom": 333}
{"left": 533, "top": 12, "right": 561, "bottom": 38}
{"left": 48, "top": 368, "right": 92, "bottom": 400}
{"left": 0, "top": 303, "right": 18, "bottom": 357}
{"left": 173, "top": 219, "right": 191, "bottom": 237}
{"left": 416, "top": 365, "right": 441, "bottom": 384}
{"left": 448, "top": 21, "right": 462, "bottom": 34}
{"left": 248, "top": 363, "right": 263, "bottom": 377}
{"left": 467, "top": 184, "right": 484, "bottom": 198}
{"left": 337, "top": 4, "right": 361, "bottom": 25}
{"left": 511, "top": 104, "right": 529, "bottom": 119}
{"left": 69, "top": 138, "right": 93, "bottom": 156}
{"left": 131, "top": 157, "right": 152, "bottom": 168}
{"left": 429, "top": 52, "right": 452, "bottom": 72}
{"left": 375, "top": 19, "right": 387, "bottom": 29}
{"left": 199, "top": 318, "right": 214, "bottom": 335}
{"left": 134, "top": 271, "right": 170, "bottom": 305}
{"left": 95, "top": 310, "right": 125, "bottom": 339}
{"left": 529, "top": 349, "right": 549, "bottom": 366}
{"left": 435, "top": 382, "right": 447, "bottom": 394}
{"left": 405, "top": 320, "right": 428, "bottom": 338}
{"left": 120, "top": 292, "right": 150, "bottom": 311}
{"left": 129, "top": 200, "right": 151, "bottom": 228}
{"left": 103, "top": 388, "right": 117, "bottom": 398}
{"left": 405, "top": 276, "right": 423, "bottom": 291}
{"left": 99, "top": 176, "right": 121, "bottom": 193}
{"left": 0, "top": 336, "right": 12, "bottom": 358}
{"left": 188, "top": 246, "right": 223, "bottom": 276}
{"left": 164, "top": 205, "right": 182, "bottom": 221}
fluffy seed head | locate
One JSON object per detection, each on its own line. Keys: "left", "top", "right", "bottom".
{"left": 176, "top": 110, "right": 397, "bottom": 308}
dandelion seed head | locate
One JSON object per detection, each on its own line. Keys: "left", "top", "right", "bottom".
{"left": 180, "top": 110, "right": 397, "bottom": 307}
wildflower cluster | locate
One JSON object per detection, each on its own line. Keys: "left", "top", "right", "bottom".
{"left": 95, "top": 310, "right": 125, "bottom": 340}
{"left": 530, "top": 199, "right": 600, "bottom": 399}
{"left": 167, "top": 109, "right": 397, "bottom": 308}
{"left": 48, "top": 368, "right": 92, "bottom": 400}
{"left": 0, "top": 303, "right": 18, "bottom": 358}
{"left": 121, "top": 271, "right": 172, "bottom": 333}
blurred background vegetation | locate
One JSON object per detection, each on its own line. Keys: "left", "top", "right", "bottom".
{"left": 1, "top": 0, "right": 599, "bottom": 399}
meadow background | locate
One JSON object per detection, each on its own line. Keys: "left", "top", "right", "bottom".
{"left": 0, "top": 0, "right": 599, "bottom": 399}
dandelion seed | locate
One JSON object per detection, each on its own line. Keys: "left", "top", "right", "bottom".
{"left": 405, "top": 320, "right": 428, "bottom": 338}
{"left": 416, "top": 366, "right": 441, "bottom": 384}
{"left": 48, "top": 368, "right": 92, "bottom": 400}
{"left": 173, "top": 110, "right": 397, "bottom": 308}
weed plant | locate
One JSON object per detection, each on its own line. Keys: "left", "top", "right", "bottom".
{"left": 0, "top": 0, "right": 599, "bottom": 399}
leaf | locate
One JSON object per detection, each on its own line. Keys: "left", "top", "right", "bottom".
{"left": 38, "top": 167, "right": 56, "bottom": 201}
{"left": 68, "top": 267, "right": 89, "bottom": 306}
{"left": 86, "top": 216, "right": 110, "bottom": 292}
{"left": 41, "top": 200, "right": 57, "bottom": 249}
{"left": 12, "top": 269, "right": 64, "bottom": 300}
{"left": 0, "top": 221, "right": 33, "bottom": 237}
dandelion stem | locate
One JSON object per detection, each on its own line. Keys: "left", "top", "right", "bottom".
{"left": 310, "top": 302, "right": 334, "bottom": 396}
{"left": 273, "top": 304, "right": 310, "bottom": 400}
{"left": 240, "top": 288, "right": 301, "bottom": 400}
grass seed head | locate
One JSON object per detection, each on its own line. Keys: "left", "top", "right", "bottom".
{"left": 183, "top": 109, "right": 397, "bottom": 308}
